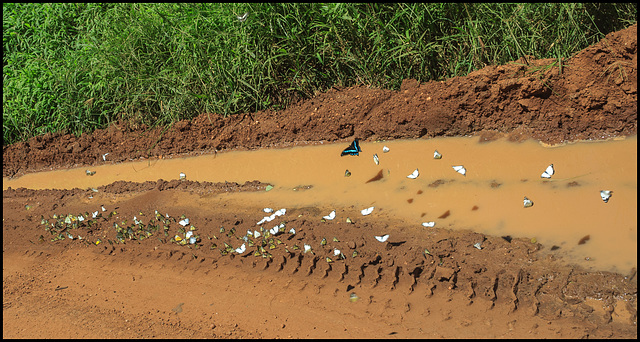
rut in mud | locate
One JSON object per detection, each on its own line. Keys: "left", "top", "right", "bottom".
{"left": 3, "top": 183, "right": 637, "bottom": 338}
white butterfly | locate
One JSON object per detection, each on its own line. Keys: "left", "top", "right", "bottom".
{"left": 92, "top": 211, "right": 98, "bottom": 219}
{"left": 303, "top": 244, "right": 312, "bottom": 253}
{"left": 361, "top": 206, "right": 375, "bottom": 216}
{"left": 263, "top": 208, "right": 273, "bottom": 213}
{"left": 373, "top": 154, "right": 380, "bottom": 165}
{"left": 237, "top": 12, "right": 248, "bottom": 22}
{"left": 600, "top": 190, "right": 612, "bottom": 203}
{"left": 541, "top": 164, "right": 554, "bottom": 178}
{"left": 523, "top": 196, "right": 534, "bottom": 208}
{"left": 189, "top": 237, "right": 197, "bottom": 245}
{"left": 422, "top": 221, "right": 435, "bottom": 228}
{"left": 179, "top": 172, "right": 186, "bottom": 180}
{"left": 375, "top": 234, "right": 389, "bottom": 243}
{"left": 382, "top": 146, "right": 390, "bottom": 153}
{"left": 473, "top": 242, "right": 482, "bottom": 250}
{"left": 323, "top": 210, "right": 336, "bottom": 220}
{"left": 452, "top": 165, "right": 466, "bottom": 176}
{"left": 269, "top": 225, "right": 279, "bottom": 236}
{"left": 334, "top": 249, "right": 341, "bottom": 256}
{"left": 274, "top": 208, "right": 286, "bottom": 216}
{"left": 101, "top": 205, "right": 106, "bottom": 212}
{"left": 257, "top": 214, "right": 274, "bottom": 225}
{"left": 253, "top": 230, "right": 261, "bottom": 238}
{"left": 185, "top": 231, "right": 194, "bottom": 239}
{"left": 102, "top": 153, "right": 109, "bottom": 161}
{"left": 179, "top": 218, "right": 190, "bottom": 227}
{"left": 289, "top": 228, "right": 296, "bottom": 235}
{"left": 407, "top": 169, "right": 419, "bottom": 179}
{"left": 433, "top": 150, "right": 442, "bottom": 159}
{"left": 78, "top": 215, "right": 85, "bottom": 222}
{"left": 235, "top": 243, "right": 246, "bottom": 254}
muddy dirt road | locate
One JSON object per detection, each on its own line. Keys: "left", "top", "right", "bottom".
{"left": 3, "top": 24, "right": 637, "bottom": 338}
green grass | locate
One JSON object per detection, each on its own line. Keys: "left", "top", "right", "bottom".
{"left": 3, "top": 3, "right": 637, "bottom": 145}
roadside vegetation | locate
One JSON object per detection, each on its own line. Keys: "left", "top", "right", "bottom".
{"left": 3, "top": 3, "right": 636, "bottom": 145}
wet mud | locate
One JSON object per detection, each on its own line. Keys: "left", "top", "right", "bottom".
{"left": 3, "top": 24, "right": 638, "bottom": 338}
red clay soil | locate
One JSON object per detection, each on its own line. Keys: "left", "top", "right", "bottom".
{"left": 3, "top": 24, "right": 637, "bottom": 338}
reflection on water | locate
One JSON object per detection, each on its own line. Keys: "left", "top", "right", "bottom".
{"left": 3, "top": 136, "right": 637, "bottom": 273}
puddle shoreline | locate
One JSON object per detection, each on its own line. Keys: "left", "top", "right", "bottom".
{"left": 3, "top": 136, "right": 637, "bottom": 274}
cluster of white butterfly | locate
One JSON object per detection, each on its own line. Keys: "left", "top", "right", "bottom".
{"left": 531, "top": 164, "right": 612, "bottom": 204}
{"left": 257, "top": 208, "right": 287, "bottom": 225}
{"left": 377, "top": 148, "right": 464, "bottom": 179}
{"left": 340, "top": 144, "right": 613, "bottom": 255}
{"left": 234, "top": 208, "right": 299, "bottom": 255}
{"left": 347, "top": 146, "right": 453, "bottom": 240}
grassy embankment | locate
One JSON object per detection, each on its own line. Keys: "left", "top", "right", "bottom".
{"left": 3, "top": 3, "right": 636, "bottom": 145}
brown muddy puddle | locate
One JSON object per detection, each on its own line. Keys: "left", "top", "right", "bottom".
{"left": 3, "top": 136, "right": 637, "bottom": 274}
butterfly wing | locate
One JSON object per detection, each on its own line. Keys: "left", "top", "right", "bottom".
{"left": 341, "top": 139, "right": 361, "bottom": 156}
{"left": 361, "top": 206, "right": 374, "bottom": 215}
{"left": 375, "top": 234, "right": 389, "bottom": 242}
{"left": 407, "top": 169, "right": 419, "bottom": 179}
{"left": 235, "top": 243, "right": 246, "bottom": 254}
{"left": 541, "top": 164, "right": 554, "bottom": 178}
{"left": 453, "top": 165, "right": 466, "bottom": 175}
{"left": 323, "top": 210, "right": 336, "bottom": 220}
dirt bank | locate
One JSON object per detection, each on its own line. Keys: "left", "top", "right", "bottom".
{"left": 3, "top": 24, "right": 637, "bottom": 339}
{"left": 3, "top": 25, "right": 636, "bottom": 179}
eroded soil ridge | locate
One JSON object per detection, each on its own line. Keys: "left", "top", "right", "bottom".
{"left": 3, "top": 24, "right": 637, "bottom": 178}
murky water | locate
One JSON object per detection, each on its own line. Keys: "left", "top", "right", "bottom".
{"left": 4, "top": 136, "right": 637, "bottom": 273}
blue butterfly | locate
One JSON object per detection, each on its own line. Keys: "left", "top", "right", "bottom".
{"left": 341, "top": 138, "right": 362, "bottom": 156}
